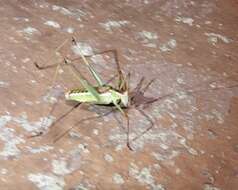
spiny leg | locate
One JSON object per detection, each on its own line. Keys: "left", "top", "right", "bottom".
{"left": 27, "top": 100, "right": 59, "bottom": 138}
{"left": 35, "top": 40, "right": 127, "bottom": 91}
{"left": 47, "top": 102, "right": 81, "bottom": 131}
{"left": 132, "top": 77, "right": 156, "bottom": 96}
{"left": 131, "top": 108, "right": 154, "bottom": 143}
{"left": 125, "top": 111, "right": 133, "bottom": 151}
{"left": 53, "top": 107, "right": 115, "bottom": 143}
{"left": 97, "top": 49, "right": 127, "bottom": 91}
{"left": 32, "top": 40, "right": 73, "bottom": 136}
{"left": 130, "top": 77, "right": 145, "bottom": 100}
{"left": 34, "top": 38, "right": 69, "bottom": 70}
{"left": 32, "top": 39, "right": 84, "bottom": 137}
{"left": 35, "top": 41, "right": 120, "bottom": 138}
{"left": 141, "top": 78, "right": 156, "bottom": 95}
{"left": 134, "top": 77, "right": 145, "bottom": 92}
{"left": 110, "top": 94, "right": 133, "bottom": 151}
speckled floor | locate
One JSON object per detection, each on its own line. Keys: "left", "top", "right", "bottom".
{"left": 0, "top": 0, "right": 237, "bottom": 190}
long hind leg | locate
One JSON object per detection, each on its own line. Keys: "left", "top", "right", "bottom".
{"left": 53, "top": 107, "right": 115, "bottom": 143}
{"left": 31, "top": 39, "right": 80, "bottom": 137}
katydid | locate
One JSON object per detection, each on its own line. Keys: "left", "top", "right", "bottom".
{"left": 33, "top": 37, "right": 238, "bottom": 150}
{"left": 33, "top": 37, "right": 156, "bottom": 151}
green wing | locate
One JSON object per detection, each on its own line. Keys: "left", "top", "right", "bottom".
{"left": 66, "top": 59, "right": 101, "bottom": 101}
{"left": 78, "top": 77, "right": 101, "bottom": 101}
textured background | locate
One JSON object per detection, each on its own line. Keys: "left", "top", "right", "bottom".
{"left": 0, "top": 0, "right": 237, "bottom": 189}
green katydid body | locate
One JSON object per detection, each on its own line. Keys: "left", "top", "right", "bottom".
{"left": 35, "top": 37, "right": 133, "bottom": 150}
{"left": 65, "top": 85, "right": 129, "bottom": 108}
{"left": 63, "top": 37, "right": 130, "bottom": 116}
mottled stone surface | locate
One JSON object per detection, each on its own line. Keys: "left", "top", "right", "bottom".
{"left": 0, "top": 0, "right": 237, "bottom": 189}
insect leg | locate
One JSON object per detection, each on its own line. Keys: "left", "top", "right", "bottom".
{"left": 53, "top": 107, "right": 115, "bottom": 143}
{"left": 131, "top": 108, "right": 154, "bottom": 143}
{"left": 48, "top": 103, "right": 81, "bottom": 130}
{"left": 141, "top": 78, "right": 156, "bottom": 95}
{"left": 34, "top": 38, "right": 69, "bottom": 70}
{"left": 79, "top": 48, "right": 127, "bottom": 91}
{"left": 28, "top": 102, "right": 81, "bottom": 138}
{"left": 110, "top": 94, "right": 133, "bottom": 151}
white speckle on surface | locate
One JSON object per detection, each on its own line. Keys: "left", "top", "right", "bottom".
{"left": 13, "top": 17, "right": 29, "bottom": 22}
{"left": 75, "top": 9, "right": 87, "bottom": 21}
{"left": 44, "top": 20, "right": 61, "bottom": 28}
{"left": 0, "top": 131, "right": 24, "bottom": 158}
{"left": 24, "top": 100, "right": 33, "bottom": 105}
{"left": 129, "top": 163, "right": 165, "bottom": 190}
{"left": 139, "top": 30, "right": 158, "bottom": 40}
{"left": 160, "top": 144, "right": 169, "bottom": 150}
{"left": 22, "top": 57, "right": 31, "bottom": 63}
{"left": 0, "top": 116, "right": 25, "bottom": 158}
{"left": 0, "top": 112, "right": 54, "bottom": 137}
{"left": 71, "top": 42, "right": 94, "bottom": 56}
{"left": 144, "top": 43, "right": 157, "bottom": 48}
{"left": 160, "top": 39, "right": 177, "bottom": 52}
{"left": 93, "top": 129, "right": 99, "bottom": 135}
{"left": 77, "top": 144, "right": 90, "bottom": 154}
{"left": 179, "top": 138, "right": 198, "bottom": 156}
{"left": 167, "top": 39, "right": 177, "bottom": 48}
{"left": 69, "top": 130, "right": 81, "bottom": 139}
{"left": 12, "top": 113, "right": 54, "bottom": 132}
{"left": 153, "top": 164, "right": 161, "bottom": 172}
{"left": 175, "top": 168, "right": 181, "bottom": 175}
{"left": 26, "top": 145, "right": 54, "bottom": 154}
{"left": 175, "top": 17, "right": 194, "bottom": 26}
{"left": 130, "top": 166, "right": 154, "bottom": 184}
{"left": 211, "top": 109, "right": 224, "bottom": 124}
{"left": 52, "top": 159, "right": 71, "bottom": 175}
{"left": 0, "top": 168, "right": 8, "bottom": 175}
{"left": 115, "top": 144, "right": 123, "bottom": 151}
{"left": 152, "top": 150, "right": 180, "bottom": 161}
{"left": 28, "top": 173, "right": 65, "bottom": 190}
{"left": 104, "top": 154, "right": 114, "bottom": 162}
{"left": 43, "top": 86, "right": 64, "bottom": 104}
{"left": 64, "top": 27, "right": 74, "bottom": 33}
{"left": 0, "top": 81, "right": 9, "bottom": 88}
{"left": 100, "top": 20, "right": 130, "bottom": 31}
{"left": 0, "top": 115, "right": 12, "bottom": 127}
{"left": 31, "top": 80, "right": 37, "bottom": 84}
{"left": 176, "top": 77, "right": 185, "bottom": 84}
{"left": 22, "top": 27, "right": 40, "bottom": 35}
{"left": 205, "top": 21, "right": 212, "bottom": 25}
{"left": 113, "top": 173, "right": 124, "bottom": 185}
{"left": 203, "top": 184, "right": 221, "bottom": 190}
{"left": 205, "top": 33, "right": 232, "bottom": 45}
{"left": 52, "top": 5, "right": 72, "bottom": 15}
{"left": 72, "top": 184, "right": 89, "bottom": 190}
